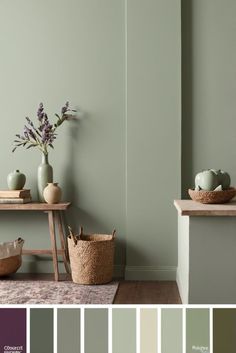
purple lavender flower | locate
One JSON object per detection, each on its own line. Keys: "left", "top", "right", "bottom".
{"left": 37, "top": 103, "right": 44, "bottom": 121}
{"left": 13, "top": 102, "right": 76, "bottom": 154}
{"left": 23, "top": 126, "right": 29, "bottom": 138}
{"left": 61, "top": 101, "right": 70, "bottom": 114}
{"left": 26, "top": 117, "right": 31, "bottom": 125}
{"left": 61, "top": 106, "right": 67, "bottom": 114}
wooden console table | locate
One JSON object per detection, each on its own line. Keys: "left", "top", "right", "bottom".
{"left": 0, "top": 202, "right": 71, "bottom": 281}
{"left": 174, "top": 200, "right": 236, "bottom": 304}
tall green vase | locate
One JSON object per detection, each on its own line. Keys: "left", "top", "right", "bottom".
{"left": 37, "top": 153, "right": 53, "bottom": 202}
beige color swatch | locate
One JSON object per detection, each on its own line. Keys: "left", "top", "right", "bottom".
{"left": 140, "top": 309, "right": 157, "bottom": 353}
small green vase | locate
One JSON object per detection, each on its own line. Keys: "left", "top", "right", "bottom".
{"left": 7, "top": 170, "right": 26, "bottom": 190}
{"left": 37, "top": 153, "right": 53, "bottom": 202}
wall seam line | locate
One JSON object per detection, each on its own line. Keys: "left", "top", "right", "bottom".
{"left": 125, "top": 0, "right": 128, "bottom": 271}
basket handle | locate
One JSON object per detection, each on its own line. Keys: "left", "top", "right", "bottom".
{"left": 68, "top": 226, "right": 77, "bottom": 246}
{"left": 112, "top": 229, "right": 116, "bottom": 239}
{"left": 78, "top": 226, "right": 84, "bottom": 240}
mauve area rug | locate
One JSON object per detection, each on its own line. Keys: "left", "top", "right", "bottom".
{"left": 0, "top": 280, "right": 119, "bottom": 304}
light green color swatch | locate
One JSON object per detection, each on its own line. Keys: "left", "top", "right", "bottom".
{"left": 84, "top": 309, "right": 108, "bottom": 353}
{"left": 30, "top": 309, "right": 53, "bottom": 353}
{"left": 213, "top": 309, "right": 236, "bottom": 353}
{"left": 162, "top": 309, "right": 182, "bottom": 353}
{"left": 186, "top": 309, "right": 210, "bottom": 353}
{"left": 58, "top": 309, "right": 80, "bottom": 353}
{"left": 112, "top": 309, "right": 136, "bottom": 353}
{"left": 140, "top": 309, "right": 157, "bottom": 353}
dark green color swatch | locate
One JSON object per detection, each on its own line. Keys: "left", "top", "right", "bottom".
{"left": 213, "top": 309, "right": 236, "bottom": 353}
{"left": 112, "top": 309, "right": 136, "bottom": 353}
{"left": 186, "top": 309, "right": 210, "bottom": 353}
{"left": 58, "top": 308, "right": 80, "bottom": 353}
{"left": 30, "top": 308, "right": 53, "bottom": 353}
{"left": 84, "top": 309, "right": 108, "bottom": 353}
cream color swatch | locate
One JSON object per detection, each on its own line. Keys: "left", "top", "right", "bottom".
{"left": 140, "top": 309, "right": 157, "bottom": 353}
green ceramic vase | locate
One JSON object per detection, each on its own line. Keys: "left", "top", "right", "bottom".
{"left": 37, "top": 153, "right": 53, "bottom": 202}
{"left": 7, "top": 170, "right": 26, "bottom": 190}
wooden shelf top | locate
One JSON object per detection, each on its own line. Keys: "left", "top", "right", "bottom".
{"left": 174, "top": 199, "right": 236, "bottom": 216}
{"left": 0, "top": 202, "right": 71, "bottom": 211}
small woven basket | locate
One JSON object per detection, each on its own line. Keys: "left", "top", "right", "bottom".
{"left": 0, "top": 238, "right": 24, "bottom": 276}
{"left": 68, "top": 227, "right": 116, "bottom": 285}
{"left": 188, "top": 187, "right": 236, "bottom": 204}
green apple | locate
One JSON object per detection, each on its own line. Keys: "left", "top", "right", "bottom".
{"left": 195, "top": 172, "right": 203, "bottom": 188}
{"left": 210, "top": 169, "right": 220, "bottom": 175}
{"left": 219, "top": 170, "right": 231, "bottom": 189}
{"left": 195, "top": 185, "right": 202, "bottom": 191}
{"left": 197, "top": 170, "right": 219, "bottom": 191}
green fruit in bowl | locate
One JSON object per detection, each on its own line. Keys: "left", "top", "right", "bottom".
{"left": 210, "top": 169, "right": 220, "bottom": 175}
{"left": 219, "top": 170, "right": 230, "bottom": 189}
{"left": 210, "top": 169, "right": 231, "bottom": 189}
{"left": 196, "top": 170, "right": 219, "bottom": 191}
{"left": 195, "top": 172, "right": 202, "bottom": 188}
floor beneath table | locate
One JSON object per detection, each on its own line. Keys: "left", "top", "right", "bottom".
{"left": 8, "top": 274, "right": 181, "bottom": 304}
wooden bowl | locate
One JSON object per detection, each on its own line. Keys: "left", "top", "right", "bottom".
{"left": 188, "top": 187, "right": 236, "bottom": 204}
{"left": 0, "top": 255, "right": 22, "bottom": 276}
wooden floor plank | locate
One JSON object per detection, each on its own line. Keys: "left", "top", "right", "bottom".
{"left": 114, "top": 280, "right": 181, "bottom": 304}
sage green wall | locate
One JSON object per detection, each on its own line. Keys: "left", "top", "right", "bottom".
{"left": 182, "top": 0, "right": 236, "bottom": 196}
{"left": 0, "top": 0, "right": 126, "bottom": 274}
{"left": 126, "top": 0, "right": 181, "bottom": 279}
{"left": 0, "top": 0, "right": 181, "bottom": 278}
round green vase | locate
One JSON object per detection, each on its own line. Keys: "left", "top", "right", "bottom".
{"left": 37, "top": 153, "right": 53, "bottom": 202}
{"left": 7, "top": 170, "right": 26, "bottom": 190}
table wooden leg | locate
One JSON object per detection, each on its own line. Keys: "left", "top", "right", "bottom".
{"left": 56, "top": 211, "right": 70, "bottom": 274}
{"left": 48, "top": 211, "right": 59, "bottom": 281}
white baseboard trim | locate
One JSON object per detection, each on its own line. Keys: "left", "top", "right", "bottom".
{"left": 125, "top": 265, "right": 177, "bottom": 280}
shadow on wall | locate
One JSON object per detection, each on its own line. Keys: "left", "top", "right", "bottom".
{"left": 61, "top": 116, "right": 109, "bottom": 232}
{"left": 181, "top": 0, "right": 193, "bottom": 198}
{"left": 62, "top": 118, "right": 80, "bottom": 214}
{"left": 61, "top": 118, "right": 126, "bottom": 270}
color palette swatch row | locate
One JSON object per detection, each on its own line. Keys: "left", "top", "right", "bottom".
{"left": 2, "top": 308, "right": 236, "bottom": 352}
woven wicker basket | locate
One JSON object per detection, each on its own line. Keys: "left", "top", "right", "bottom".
{"left": 0, "top": 238, "right": 24, "bottom": 276}
{"left": 188, "top": 187, "right": 236, "bottom": 204}
{"left": 68, "top": 227, "right": 116, "bottom": 285}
